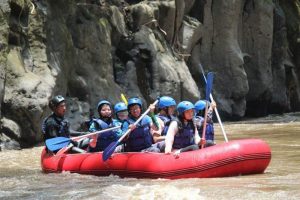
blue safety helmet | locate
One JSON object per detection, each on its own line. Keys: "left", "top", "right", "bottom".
{"left": 177, "top": 101, "right": 195, "bottom": 116}
{"left": 114, "top": 102, "right": 127, "bottom": 113}
{"left": 158, "top": 96, "right": 176, "bottom": 109}
{"left": 97, "top": 100, "right": 111, "bottom": 111}
{"left": 194, "top": 100, "right": 209, "bottom": 113}
{"left": 127, "top": 97, "right": 142, "bottom": 109}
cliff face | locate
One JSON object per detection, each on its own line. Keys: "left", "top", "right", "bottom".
{"left": 0, "top": 0, "right": 299, "bottom": 150}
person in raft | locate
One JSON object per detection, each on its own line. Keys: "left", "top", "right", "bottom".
{"left": 114, "top": 102, "right": 129, "bottom": 124}
{"left": 88, "top": 100, "right": 123, "bottom": 152}
{"left": 42, "top": 95, "right": 89, "bottom": 151}
{"left": 153, "top": 96, "right": 177, "bottom": 143}
{"left": 164, "top": 101, "right": 205, "bottom": 154}
{"left": 194, "top": 100, "right": 217, "bottom": 147}
{"left": 122, "top": 97, "right": 164, "bottom": 152}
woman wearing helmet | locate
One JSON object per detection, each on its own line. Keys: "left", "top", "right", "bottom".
{"left": 164, "top": 101, "right": 205, "bottom": 154}
{"left": 113, "top": 102, "right": 129, "bottom": 147}
{"left": 156, "top": 96, "right": 177, "bottom": 136}
{"left": 88, "top": 100, "right": 122, "bottom": 152}
{"left": 122, "top": 97, "right": 163, "bottom": 152}
{"left": 194, "top": 100, "right": 217, "bottom": 147}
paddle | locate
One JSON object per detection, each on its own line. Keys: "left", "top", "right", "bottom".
{"left": 55, "top": 126, "right": 122, "bottom": 156}
{"left": 121, "top": 93, "right": 128, "bottom": 105}
{"left": 45, "top": 137, "right": 71, "bottom": 152}
{"left": 56, "top": 143, "right": 80, "bottom": 156}
{"left": 201, "top": 72, "right": 214, "bottom": 148}
{"left": 55, "top": 141, "right": 86, "bottom": 156}
{"left": 102, "top": 99, "right": 159, "bottom": 161}
{"left": 199, "top": 64, "right": 228, "bottom": 142}
{"left": 71, "top": 126, "right": 121, "bottom": 141}
{"left": 45, "top": 126, "right": 121, "bottom": 154}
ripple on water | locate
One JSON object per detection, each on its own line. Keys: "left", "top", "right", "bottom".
{"left": 0, "top": 120, "right": 300, "bottom": 199}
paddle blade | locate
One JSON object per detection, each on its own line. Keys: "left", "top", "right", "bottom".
{"left": 205, "top": 72, "right": 214, "bottom": 101}
{"left": 102, "top": 141, "right": 119, "bottom": 161}
{"left": 121, "top": 93, "right": 128, "bottom": 105}
{"left": 45, "top": 137, "right": 71, "bottom": 152}
{"left": 56, "top": 143, "right": 73, "bottom": 156}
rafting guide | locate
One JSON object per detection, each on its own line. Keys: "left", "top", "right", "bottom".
{"left": 43, "top": 95, "right": 89, "bottom": 153}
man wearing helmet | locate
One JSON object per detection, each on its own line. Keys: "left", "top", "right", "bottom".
{"left": 164, "top": 101, "right": 205, "bottom": 154}
{"left": 42, "top": 95, "right": 88, "bottom": 150}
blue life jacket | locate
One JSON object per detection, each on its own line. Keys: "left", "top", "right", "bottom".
{"left": 125, "top": 116, "right": 153, "bottom": 152}
{"left": 173, "top": 120, "right": 195, "bottom": 149}
{"left": 156, "top": 114, "right": 173, "bottom": 136}
{"left": 85, "top": 117, "right": 96, "bottom": 130}
{"left": 205, "top": 122, "right": 214, "bottom": 141}
{"left": 197, "top": 120, "right": 214, "bottom": 141}
{"left": 114, "top": 119, "right": 128, "bottom": 138}
{"left": 90, "top": 118, "right": 118, "bottom": 152}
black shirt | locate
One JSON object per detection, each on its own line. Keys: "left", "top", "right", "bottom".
{"left": 42, "top": 113, "right": 71, "bottom": 141}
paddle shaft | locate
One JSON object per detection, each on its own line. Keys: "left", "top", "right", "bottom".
{"left": 56, "top": 143, "right": 73, "bottom": 156}
{"left": 199, "top": 64, "right": 228, "bottom": 142}
{"left": 56, "top": 142, "right": 87, "bottom": 155}
{"left": 201, "top": 102, "right": 209, "bottom": 148}
{"left": 117, "top": 99, "right": 159, "bottom": 143}
{"left": 201, "top": 72, "right": 213, "bottom": 148}
{"left": 71, "top": 126, "right": 121, "bottom": 141}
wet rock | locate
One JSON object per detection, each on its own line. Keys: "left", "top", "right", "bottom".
{"left": 0, "top": 0, "right": 300, "bottom": 150}
{"left": 0, "top": 117, "right": 21, "bottom": 150}
{"left": 177, "top": 15, "right": 202, "bottom": 56}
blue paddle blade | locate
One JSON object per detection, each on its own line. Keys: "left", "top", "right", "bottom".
{"left": 102, "top": 141, "right": 119, "bottom": 161}
{"left": 205, "top": 72, "right": 214, "bottom": 101}
{"left": 45, "top": 137, "right": 71, "bottom": 152}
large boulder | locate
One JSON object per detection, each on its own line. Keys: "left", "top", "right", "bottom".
{"left": 242, "top": 0, "right": 274, "bottom": 116}
{"left": 190, "top": 0, "right": 249, "bottom": 118}
{"left": 0, "top": 117, "right": 21, "bottom": 150}
{"left": 269, "top": 2, "right": 289, "bottom": 114}
{"left": 279, "top": 0, "right": 300, "bottom": 111}
{"left": 3, "top": 48, "right": 53, "bottom": 145}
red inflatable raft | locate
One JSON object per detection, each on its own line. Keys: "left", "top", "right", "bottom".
{"left": 41, "top": 139, "right": 271, "bottom": 179}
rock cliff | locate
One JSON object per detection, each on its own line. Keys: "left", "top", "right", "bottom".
{"left": 0, "top": 0, "right": 299, "bottom": 149}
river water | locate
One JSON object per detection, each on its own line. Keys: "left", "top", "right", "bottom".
{"left": 1, "top": 115, "right": 300, "bottom": 200}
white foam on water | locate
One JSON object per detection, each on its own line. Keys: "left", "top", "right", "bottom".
{"left": 102, "top": 183, "right": 204, "bottom": 200}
